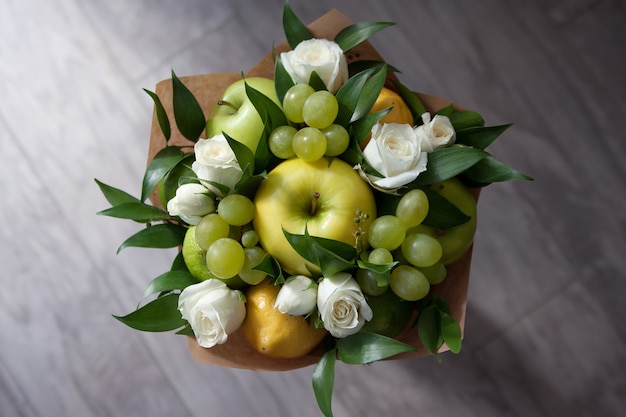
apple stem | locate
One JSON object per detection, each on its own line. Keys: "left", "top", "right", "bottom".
{"left": 217, "top": 99, "right": 238, "bottom": 112}
{"left": 310, "top": 192, "right": 320, "bottom": 216}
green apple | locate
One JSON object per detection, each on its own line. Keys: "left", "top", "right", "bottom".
{"left": 410, "top": 178, "right": 477, "bottom": 265}
{"left": 205, "top": 77, "right": 280, "bottom": 153}
{"left": 253, "top": 158, "right": 377, "bottom": 276}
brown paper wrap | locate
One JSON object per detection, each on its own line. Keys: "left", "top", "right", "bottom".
{"left": 148, "top": 9, "right": 477, "bottom": 371}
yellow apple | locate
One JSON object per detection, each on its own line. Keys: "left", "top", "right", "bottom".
{"left": 410, "top": 178, "right": 477, "bottom": 265}
{"left": 205, "top": 77, "right": 280, "bottom": 153}
{"left": 253, "top": 158, "right": 377, "bottom": 276}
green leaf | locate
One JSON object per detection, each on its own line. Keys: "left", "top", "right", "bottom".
{"left": 348, "top": 60, "right": 400, "bottom": 77}
{"left": 418, "top": 304, "right": 441, "bottom": 355}
{"left": 224, "top": 132, "right": 255, "bottom": 175}
{"left": 274, "top": 56, "right": 295, "bottom": 103}
{"left": 440, "top": 311, "right": 462, "bottom": 354}
{"left": 435, "top": 104, "right": 454, "bottom": 117}
{"left": 411, "top": 147, "right": 490, "bottom": 186}
{"left": 143, "top": 88, "right": 171, "bottom": 141}
{"left": 335, "top": 67, "right": 377, "bottom": 126}
{"left": 460, "top": 156, "right": 533, "bottom": 186}
{"left": 246, "top": 81, "right": 288, "bottom": 132}
{"left": 113, "top": 293, "right": 186, "bottom": 332}
{"left": 448, "top": 110, "right": 485, "bottom": 131}
{"left": 94, "top": 179, "right": 140, "bottom": 206}
{"left": 312, "top": 350, "right": 336, "bottom": 417}
{"left": 455, "top": 124, "right": 513, "bottom": 150}
{"left": 171, "top": 70, "right": 206, "bottom": 142}
{"left": 308, "top": 71, "right": 328, "bottom": 91}
{"left": 337, "top": 332, "right": 417, "bottom": 364}
{"left": 357, "top": 257, "right": 397, "bottom": 275}
{"left": 142, "top": 269, "right": 199, "bottom": 298}
{"left": 282, "top": 1, "right": 313, "bottom": 49}
{"left": 253, "top": 254, "right": 285, "bottom": 284}
{"left": 117, "top": 223, "right": 186, "bottom": 253}
{"left": 141, "top": 146, "right": 186, "bottom": 202}
{"left": 392, "top": 79, "right": 426, "bottom": 122}
{"left": 334, "top": 21, "right": 395, "bottom": 52}
{"left": 420, "top": 186, "right": 471, "bottom": 229}
{"left": 282, "top": 228, "right": 357, "bottom": 277}
{"left": 351, "top": 64, "right": 387, "bottom": 123}
{"left": 97, "top": 202, "right": 169, "bottom": 222}
{"left": 348, "top": 108, "right": 390, "bottom": 145}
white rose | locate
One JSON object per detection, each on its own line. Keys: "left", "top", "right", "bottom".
{"left": 317, "top": 272, "right": 373, "bottom": 338}
{"left": 356, "top": 123, "right": 428, "bottom": 193}
{"left": 415, "top": 112, "right": 456, "bottom": 152}
{"left": 178, "top": 279, "right": 246, "bottom": 348}
{"left": 274, "top": 275, "right": 318, "bottom": 316}
{"left": 280, "top": 38, "right": 349, "bottom": 93}
{"left": 166, "top": 183, "right": 215, "bottom": 225}
{"left": 192, "top": 134, "right": 243, "bottom": 197}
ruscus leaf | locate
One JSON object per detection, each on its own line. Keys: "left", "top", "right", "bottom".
{"left": 117, "top": 223, "right": 186, "bottom": 253}
{"left": 113, "top": 293, "right": 186, "bottom": 332}
{"left": 282, "top": 1, "right": 313, "bottom": 49}
{"left": 337, "top": 332, "right": 417, "bottom": 364}
{"left": 171, "top": 70, "right": 206, "bottom": 142}
{"left": 460, "top": 156, "right": 533, "bottom": 186}
{"left": 143, "top": 88, "right": 171, "bottom": 141}
{"left": 440, "top": 311, "right": 462, "bottom": 354}
{"left": 94, "top": 179, "right": 140, "bottom": 206}
{"left": 97, "top": 202, "right": 169, "bottom": 222}
{"left": 141, "top": 146, "right": 186, "bottom": 202}
{"left": 418, "top": 304, "right": 441, "bottom": 356}
{"left": 392, "top": 79, "right": 427, "bottom": 122}
{"left": 411, "top": 147, "right": 490, "bottom": 186}
{"left": 312, "top": 350, "right": 336, "bottom": 417}
{"left": 455, "top": 124, "right": 513, "bottom": 150}
{"left": 142, "top": 269, "right": 199, "bottom": 298}
{"left": 334, "top": 21, "right": 395, "bottom": 52}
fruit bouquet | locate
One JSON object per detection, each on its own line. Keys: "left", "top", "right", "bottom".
{"left": 96, "top": 2, "right": 530, "bottom": 415}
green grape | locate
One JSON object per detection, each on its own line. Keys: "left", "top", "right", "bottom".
{"left": 283, "top": 84, "right": 315, "bottom": 123}
{"left": 396, "top": 189, "right": 429, "bottom": 228}
{"left": 302, "top": 90, "right": 338, "bottom": 129}
{"left": 241, "top": 229, "right": 259, "bottom": 248}
{"left": 401, "top": 233, "right": 443, "bottom": 267}
{"left": 238, "top": 246, "right": 268, "bottom": 285}
{"left": 218, "top": 194, "right": 255, "bottom": 226}
{"left": 367, "top": 215, "right": 406, "bottom": 251}
{"left": 390, "top": 265, "right": 430, "bottom": 301}
{"left": 418, "top": 262, "right": 447, "bottom": 285}
{"left": 322, "top": 124, "right": 350, "bottom": 156}
{"left": 205, "top": 237, "right": 246, "bottom": 279}
{"left": 269, "top": 125, "right": 297, "bottom": 159}
{"left": 292, "top": 127, "right": 327, "bottom": 161}
{"left": 368, "top": 247, "right": 394, "bottom": 265}
{"left": 195, "top": 213, "right": 230, "bottom": 250}
{"left": 356, "top": 268, "right": 389, "bottom": 296}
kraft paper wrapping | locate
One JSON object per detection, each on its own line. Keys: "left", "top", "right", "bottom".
{"left": 147, "top": 9, "right": 477, "bottom": 371}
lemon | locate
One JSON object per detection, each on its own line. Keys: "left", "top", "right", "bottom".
{"left": 181, "top": 226, "right": 247, "bottom": 289}
{"left": 241, "top": 279, "right": 327, "bottom": 358}
{"left": 361, "top": 289, "right": 414, "bottom": 337}
{"left": 369, "top": 87, "right": 415, "bottom": 126}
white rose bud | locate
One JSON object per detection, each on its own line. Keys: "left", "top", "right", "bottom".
{"left": 415, "top": 112, "right": 456, "bottom": 152}
{"left": 166, "top": 183, "right": 215, "bottom": 225}
{"left": 274, "top": 275, "right": 318, "bottom": 316}
{"left": 280, "top": 38, "right": 349, "bottom": 93}
{"left": 356, "top": 123, "right": 428, "bottom": 193}
{"left": 178, "top": 279, "right": 246, "bottom": 348}
{"left": 317, "top": 272, "right": 373, "bottom": 338}
{"left": 192, "top": 134, "right": 243, "bottom": 197}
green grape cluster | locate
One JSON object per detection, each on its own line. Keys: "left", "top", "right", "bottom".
{"left": 269, "top": 84, "right": 349, "bottom": 162}
{"left": 359, "top": 189, "right": 446, "bottom": 301}
{"left": 195, "top": 193, "right": 267, "bottom": 284}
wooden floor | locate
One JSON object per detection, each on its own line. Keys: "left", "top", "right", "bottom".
{"left": 2, "top": 0, "right": 625, "bottom": 416}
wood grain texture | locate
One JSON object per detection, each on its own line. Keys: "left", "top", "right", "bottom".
{"left": 1, "top": 0, "right": 625, "bottom": 416}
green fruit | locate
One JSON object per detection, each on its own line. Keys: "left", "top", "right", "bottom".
{"left": 361, "top": 290, "right": 414, "bottom": 337}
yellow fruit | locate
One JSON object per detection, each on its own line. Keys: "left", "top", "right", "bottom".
{"left": 369, "top": 87, "right": 415, "bottom": 126}
{"left": 241, "top": 280, "right": 327, "bottom": 358}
